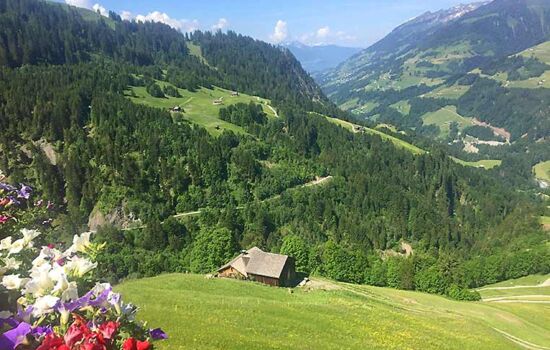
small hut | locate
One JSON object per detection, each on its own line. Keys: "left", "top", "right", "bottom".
{"left": 217, "top": 247, "right": 296, "bottom": 287}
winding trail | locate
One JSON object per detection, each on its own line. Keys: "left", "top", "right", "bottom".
{"left": 120, "top": 176, "right": 333, "bottom": 231}
{"left": 492, "top": 328, "right": 550, "bottom": 350}
{"left": 476, "top": 278, "right": 550, "bottom": 292}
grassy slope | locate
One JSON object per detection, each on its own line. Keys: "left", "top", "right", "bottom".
{"left": 533, "top": 161, "right": 550, "bottom": 183}
{"left": 322, "top": 115, "right": 425, "bottom": 155}
{"left": 421, "top": 106, "right": 473, "bottom": 138}
{"left": 127, "top": 82, "right": 276, "bottom": 136}
{"left": 324, "top": 115, "right": 501, "bottom": 169}
{"left": 117, "top": 274, "right": 550, "bottom": 350}
{"left": 452, "top": 158, "right": 502, "bottom": 170}
{"left": 488, "top": 40, "right": 550, "bottom": 89}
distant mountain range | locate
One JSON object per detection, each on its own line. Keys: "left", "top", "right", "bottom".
{"left": 319, "top": 0, "right": 550, "bottom": 186}
{"left": 283, "top": 42, "right": 362, "bottom": 73}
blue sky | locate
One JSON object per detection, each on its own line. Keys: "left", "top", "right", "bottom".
{"left": 60, "top": 0, "right": 481, "bottom": 47}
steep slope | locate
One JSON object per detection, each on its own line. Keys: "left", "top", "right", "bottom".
{"left": 323, "top": 0, "right": 550, "bottom": 97}
{"left": 284, "top": 42, "right": 362, "bottom": 73}
{"left": 320, "top": 0, "right": 550, "bottom": 187}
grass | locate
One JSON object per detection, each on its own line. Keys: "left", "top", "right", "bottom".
{"left": 422, "top": 106, "right": 474, "bottom": 138}
{"left": 541, "top": 216, "right": 550, "bottom": 225}
{"left": 390, "top": 100, "right": 411, "bottom": 116}
{"left": 422, "top": 85, "right": 471, "bottom": 99}
{"left": 486, "top": 41, "right": 550, "bottom": 89}
{"left": 127, "top": 81, "right": 275, "bottom": 136}
{"left": 323, "top": 115, "right": 501, "bottom": 169}
{"left": 533, "top": 160, "right": 550, "bottom": 183}
{"left": 117, "top": 274, "right": 550, "bottom": 350}
{"left": 323, "top": 116, "right": 425, "bottom": 155}
{"left": 452, "top": 158, "right": 502, "bottom": 170}
{"left": 186, "top": 42, "right": 210, "bottom": 67}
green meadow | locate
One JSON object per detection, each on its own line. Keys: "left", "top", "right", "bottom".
{"left": 127, "top": 81, "right": 276, "bottom": 136}
{"left": 534, "top": 161, "right": 550, "bottom": 183}
{"left": 117, "top": 274, "right": 550, "bottom": 350}
{"left": 323, "top": 115, "right": 425, "bottom": 155}
{"left": 452, "top": 158, "right": 502, "bottom": 170}
{"left": 421, "top": 106, "right": 473, "bottom": 138}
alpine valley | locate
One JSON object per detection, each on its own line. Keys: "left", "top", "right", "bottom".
{"left": 320, "top": 0, "right": 550, "bottom": 190}
{"left": 0, "top": 0, "right": 548, "bottom": 349}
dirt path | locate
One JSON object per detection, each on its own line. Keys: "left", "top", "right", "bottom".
{"left": 493, "top": 328, "right": 550, "bottom": 350}
{"left": 120, "top": 176, "right": 333, "bottom": 231}
{"left": 472, "top": 118, "right": 511, "bottom": 143}
{"left": 267, "top": 104, "right": 279, "bottom": 118}
{"left": 476, "top": 278, "right": 550, "bottom": 292}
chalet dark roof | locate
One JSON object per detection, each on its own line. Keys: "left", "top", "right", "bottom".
{"left": 218, "top": 247, "right": 289, "bottom": 279}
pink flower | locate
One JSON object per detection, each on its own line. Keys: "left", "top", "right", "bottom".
{"left": 0, "top": 215, "right": 10, "bottom": 224}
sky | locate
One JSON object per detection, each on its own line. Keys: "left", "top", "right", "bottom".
{"left": 59, "top": 0, "right": 481, "bottom": 48}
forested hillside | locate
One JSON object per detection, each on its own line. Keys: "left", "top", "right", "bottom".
{"left": 320, "top": 0, "right": 550, "bottom": 189}
{"left": 0, "top": 0, "right": 548, "bottom": 301}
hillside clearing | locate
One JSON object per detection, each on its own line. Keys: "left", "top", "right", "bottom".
{"left": 323, "top": 115, "right": 425, "bottom": 155}
{"left": 117, "top": 274, "right": 550, "bottom": 350}
{"left": 422, "top": 106, "right": 474, "bottom": 138}
{"left": 126, "top": 82, "right": 275, "bottom": 136}
{"left": 534, "top": 161, "right": 550, "bottom": 183}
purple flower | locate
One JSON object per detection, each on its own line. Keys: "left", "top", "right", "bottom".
{"left": 7, "top": 196, "right": 20, "bottom": 206}
{"left": 16, "top": 306, "right": 33, "bottom": 323}
{"left": 31, "top": 326, "right": 53, "bottom": 337}
{"left": 0, "top": 322, "right": 32, "bottom": 350}
{"left": 0, "top": 183, "right": 16, "bottom": 192}
{"left": 16, "top": 184, "right": 32, "bottom": 200}
{"left": 149, "top": 328, "right": 168, "bottom": 340}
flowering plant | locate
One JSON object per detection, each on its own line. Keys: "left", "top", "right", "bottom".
{"left": 0, "top": 172, "right": 166, "bottom": 350}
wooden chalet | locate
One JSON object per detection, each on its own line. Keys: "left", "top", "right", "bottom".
{"left": 217, "top": 247, "right": 296, "bottom": 287}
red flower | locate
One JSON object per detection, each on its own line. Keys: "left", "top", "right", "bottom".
{"left": 122, "top": 338, "right": 151, "bottom": 350}
{"left": 37, "top": 333, "right": 70, "bottom": 350}
{"left": 80, "top": 332, "right": 107, "bottom": 350}
{"left": 137, "top": 341, "right": 151, "bottom": 350}
{"left": 98, "top": 321, "right": 119, "bottom": 340}
{"left": 64, "top": 317, "right": 90, "bottom": 348}
{"left": 122, "top": 338, "right": 137, "bottom": 350}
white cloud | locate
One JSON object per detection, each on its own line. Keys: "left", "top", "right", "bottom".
{"left": 65, "top": 0, "right": 91, "bottom": 8}
{"left": 92, "top": 3, "right": 108, "bottom": 17}
{"left": 134, "top": 11, "right": 199, "bottom": 32}
{"left": 180, "top": 19, "right": 200, "bottom": 33}
{"left": 316, "top": 26, "right": 331, "bottom": 39}
{"left": 120, "top": 11, "right": 133, "bottom": 21}
{"left": 212, "top": 18, "right": 229, "bottom": 31}
{"left": 299, "top": 26, "right": 357, "bottom": 46}
{"left": 270, "top": 20, "right": 288, "bottom": 44}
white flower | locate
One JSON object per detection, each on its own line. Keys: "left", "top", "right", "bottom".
{"left": 3, "top": 257, "right": 21, "bottom": 270}
{"left": 50, "top": 265, "right": 69, "bottom": 296}
{"left": 24, "top": 263, "right": 54, "bottom": 297}
{"left": 70, "top": 232, "right": 93, "bottom": 253}
{"left": 21, "top": 229, "right": 41, "bottom": 245}
{"left": 61, "top": 281, "right": 79, "bottom": 302}
{"left": 0, "top": 237, "right": 12, "bottom": 251}
{"left": 8, "top": 239, "right": 26, "bottom": 255}
{"left": 65, "top": 256, "right": 97, "bottom": 277}
{"left": 32, "top": 295, "right": 60, "bottom": 317}
{"left": 2, "top": 274, "right": 25, "bottom": 290}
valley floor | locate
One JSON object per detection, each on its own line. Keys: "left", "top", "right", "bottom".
{"left": 116, "top": 274, "right": 550, "bottom": 350}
